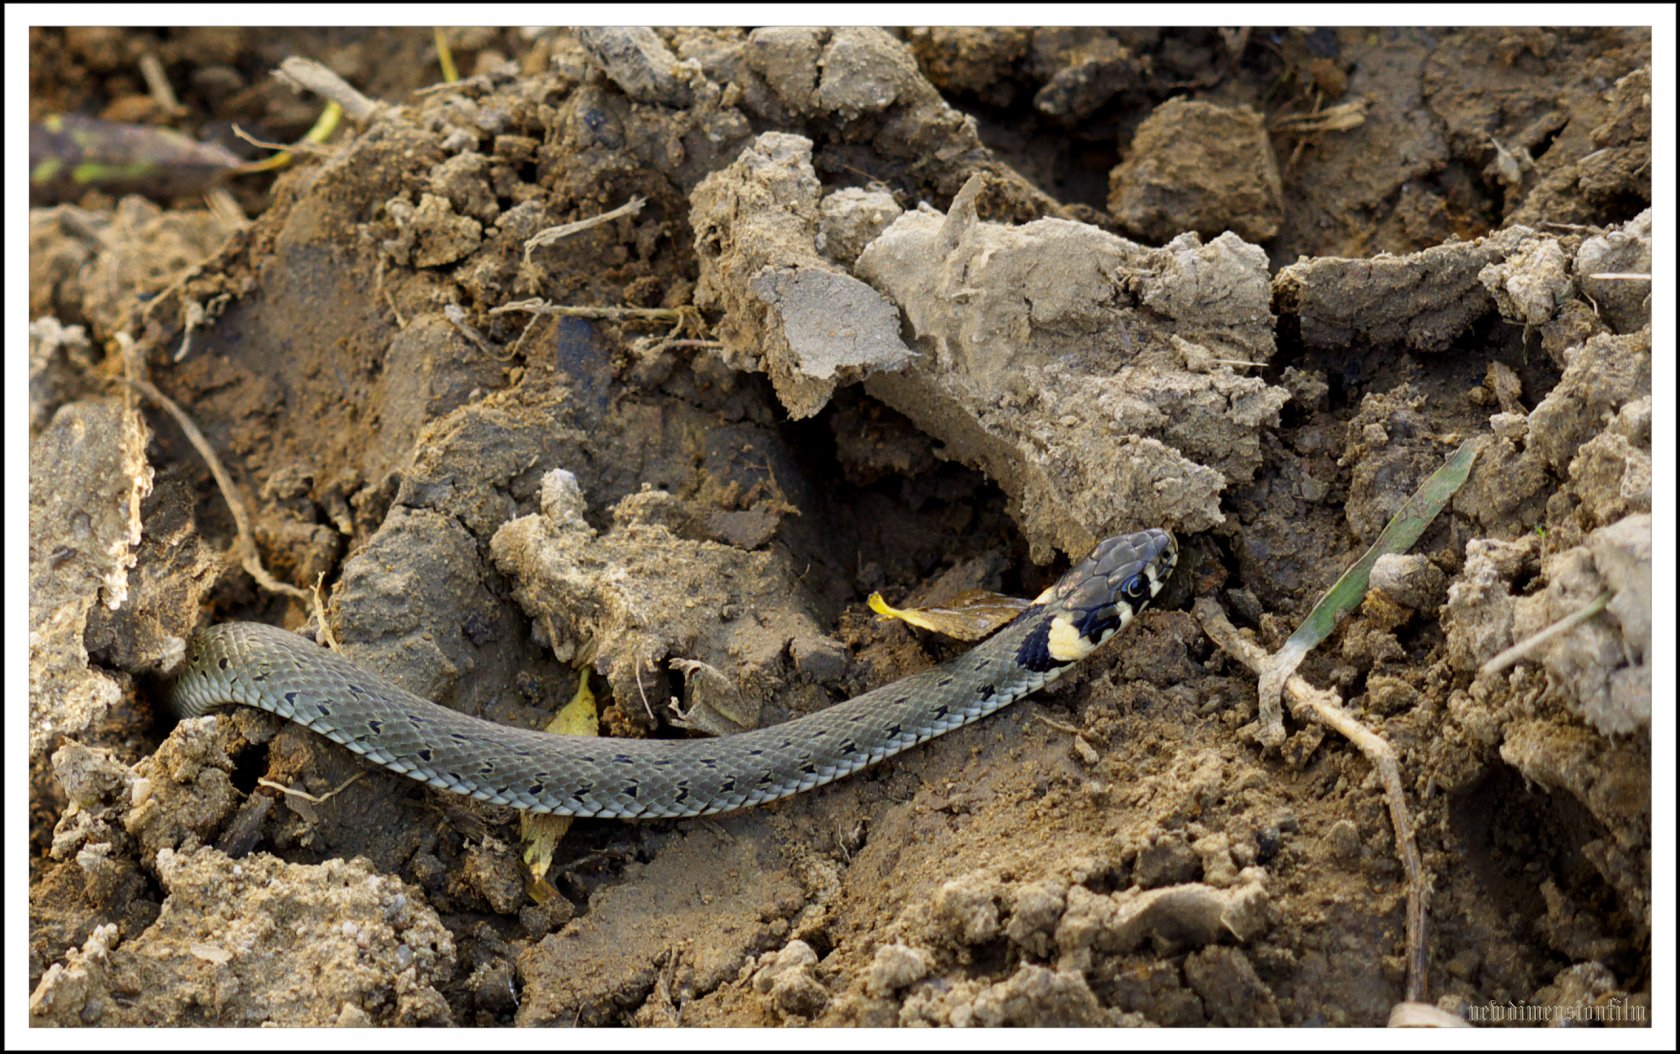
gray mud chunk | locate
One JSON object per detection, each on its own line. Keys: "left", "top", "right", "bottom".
{"left": 734, "top": 27, "right": 1023, "bottom": 208}
{"left": 1566, "top": 396, "right": 1651, "bottom": 528}
{"left": 538, "top": 468, "right": 590, "bottom": 529}
{"left": 1109, "top": 98, "right": 1284, "bottom": 244}
{"left": 855, "top": 174, "right": 1283, "bottom": 559}
{"left": 1586, "top": 514, "right": 1651, "bottom": 730}
{"left": 123, "top": 716, "right": 243, "bottom": 863}
{"left": 1479, "top": 233, "right": 1573, "bottom": 326}
{"left": 815, "top": 27, "right": 919, "bottom": 118}
{"left": 864, "top": 942, "right": 931, "bottom": 996}
{"left": 1275, "top": 225, "right": 1532, "bottom": 353}
{"left": 749, "top": 267, "right": 910, "bottom": 382}
{"left": 428, "top": 152, "right": 498, "bottom": 224}
{"left": 1446, "top": 514, "right": 1649, "bottom": 737}
{"left": 1133, "top": 830, "right": 1203, "bottom": 889}
{"left": 751, "top": 939, "right": 828, "bottom": 1019}
{"left": 817, "top": 187, "right": 903, "bottom": 266}
{"left": 574, "top": 27, "right": 696, "bottom": 107}
{"left": 384, "top": 192, "right": 482, "bottom": 269}
{"left": 491, "top": 481, "right": 825, "bottom": 723}
{"left": 1368, "top": 553, "right": 1448, "bottom": 612}
{"left": 1515, "top": 514, "right": 1651, "bottom": 736}
{"left": 743, "top": 27, "right": 918, "bottom": 120}
{"left": 516, "top": 823, "right": 802, "bottom": 1025}
{"left": 1183, "top": 946, "right": 1282, "bottom": 1027}
{"left": 332, "top": 506, "right": 502, "bottom": 706}
{"left": 742, "top": 27, "right": 824, "bottom": 113}
{"left": 1442, "top": 536, "right": 1536, "bottom": 674}
{"left": 1032, "top": 30, "right": 1144, "bottom": 122}
{"left": 907, "top": 27, "right": 1030, "bottom": 104}
{"left": 1003, "top": 880, "right": 1067, "bottom": 957}
{"left": 29, "top": 848, "right": 454, "bottom": 1026}
{"left": 29, "top": 317, "right": 97, "bottom": 437}
{"left": 968, "top": 964, "right": 1107, "bottom": 1026}
{"left": 789, "top": 631, "right": 849, "bottom": 682}
{"left": 1526, "top": 328, "right": 1650, "bottom": 474}
{"left": 1575, "top": 208, "right": 1651, "bottom": 334}
{"left": 931, "top": 872, "right": 1003, "bottom": 946}
{"left": 1053, "top": 869, "right": 1270, "bottom": 967}
{"left": 28, "top": 398, "right": 152, "bottom": 757}
{"left": 692, "top": 132, "right": 912, "bottom": 418}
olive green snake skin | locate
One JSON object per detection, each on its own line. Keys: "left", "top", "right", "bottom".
{"left": 170, "top": 530, "right": 1176, "bottom": 819}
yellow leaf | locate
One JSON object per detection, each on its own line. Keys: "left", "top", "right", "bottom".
{"left": 544, "top": 669, "right": 598, "bottom": 735}
{"left": 522, "top": 670, "right": 599, "bottom": 891}
{"left": 867, "top": 588, "right": 1031, "bottom": 641}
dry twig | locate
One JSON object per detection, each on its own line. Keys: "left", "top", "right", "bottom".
{"left": 489, "top": 297, "right": 686, "bottom": 325}
{"left": 1479, "top": 588, "right": 1614, "bottom": 677}
{"left": 523, "top": 196, "right": 647, "bottom": 263}
{"left": 273, "top": 56, "right": 381, "bottom": 122}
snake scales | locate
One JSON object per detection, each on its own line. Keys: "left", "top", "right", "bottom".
{"left": 170, "top": 529, "right": 1176, "bottom": 819}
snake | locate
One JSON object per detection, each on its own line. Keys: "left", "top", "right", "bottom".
{"left": 170, "top": 529, "right": 1177, "bottom": 819}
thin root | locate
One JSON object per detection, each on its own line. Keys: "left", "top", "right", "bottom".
{"left": 523, "top": 196, "right": 647, "bottom": 263}
{"left": 1196, "top": 598, "right": 1430, "bottom": 1003}
{"left": 444, "top": 303, "right": 498, "bottom": 356}
{"left": 634, "top": 665, "right": 657, "bottom": 724}
{"left": 1033, "top": 713, "right": 1084, "bottom": 737}
{"left": 119, "top": 342, "right": 310, "bottom": 603}
{"left": 257, "top": 770, "right": 367, "bottom": 805}
{"left": 488, "top": 298, "right": 687, "bottom": 326}
{"left": 229, "top": 122, "right": 336, "bottom": 158}
{"left": 310, "top": 572, "right": 339, "bottom": 652}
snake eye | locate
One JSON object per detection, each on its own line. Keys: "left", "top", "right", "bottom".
{"left": 1122, "top": 573, "right": 1148, "bottom": 601}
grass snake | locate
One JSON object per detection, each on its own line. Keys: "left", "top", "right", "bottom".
{"left": 170, "top": 529, "right": 1177, "bottom": 819}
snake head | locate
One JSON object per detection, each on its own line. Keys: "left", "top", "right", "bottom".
{"left": 1086, "top": 527, "right": 1178, "bottom": 610}
{"left": 1018, "top": 529, "right": 1177, "bottom": 671}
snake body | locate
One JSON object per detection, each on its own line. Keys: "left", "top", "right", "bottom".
{"left": 171, "top": 529, "right": 1176, "bottom": 819}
